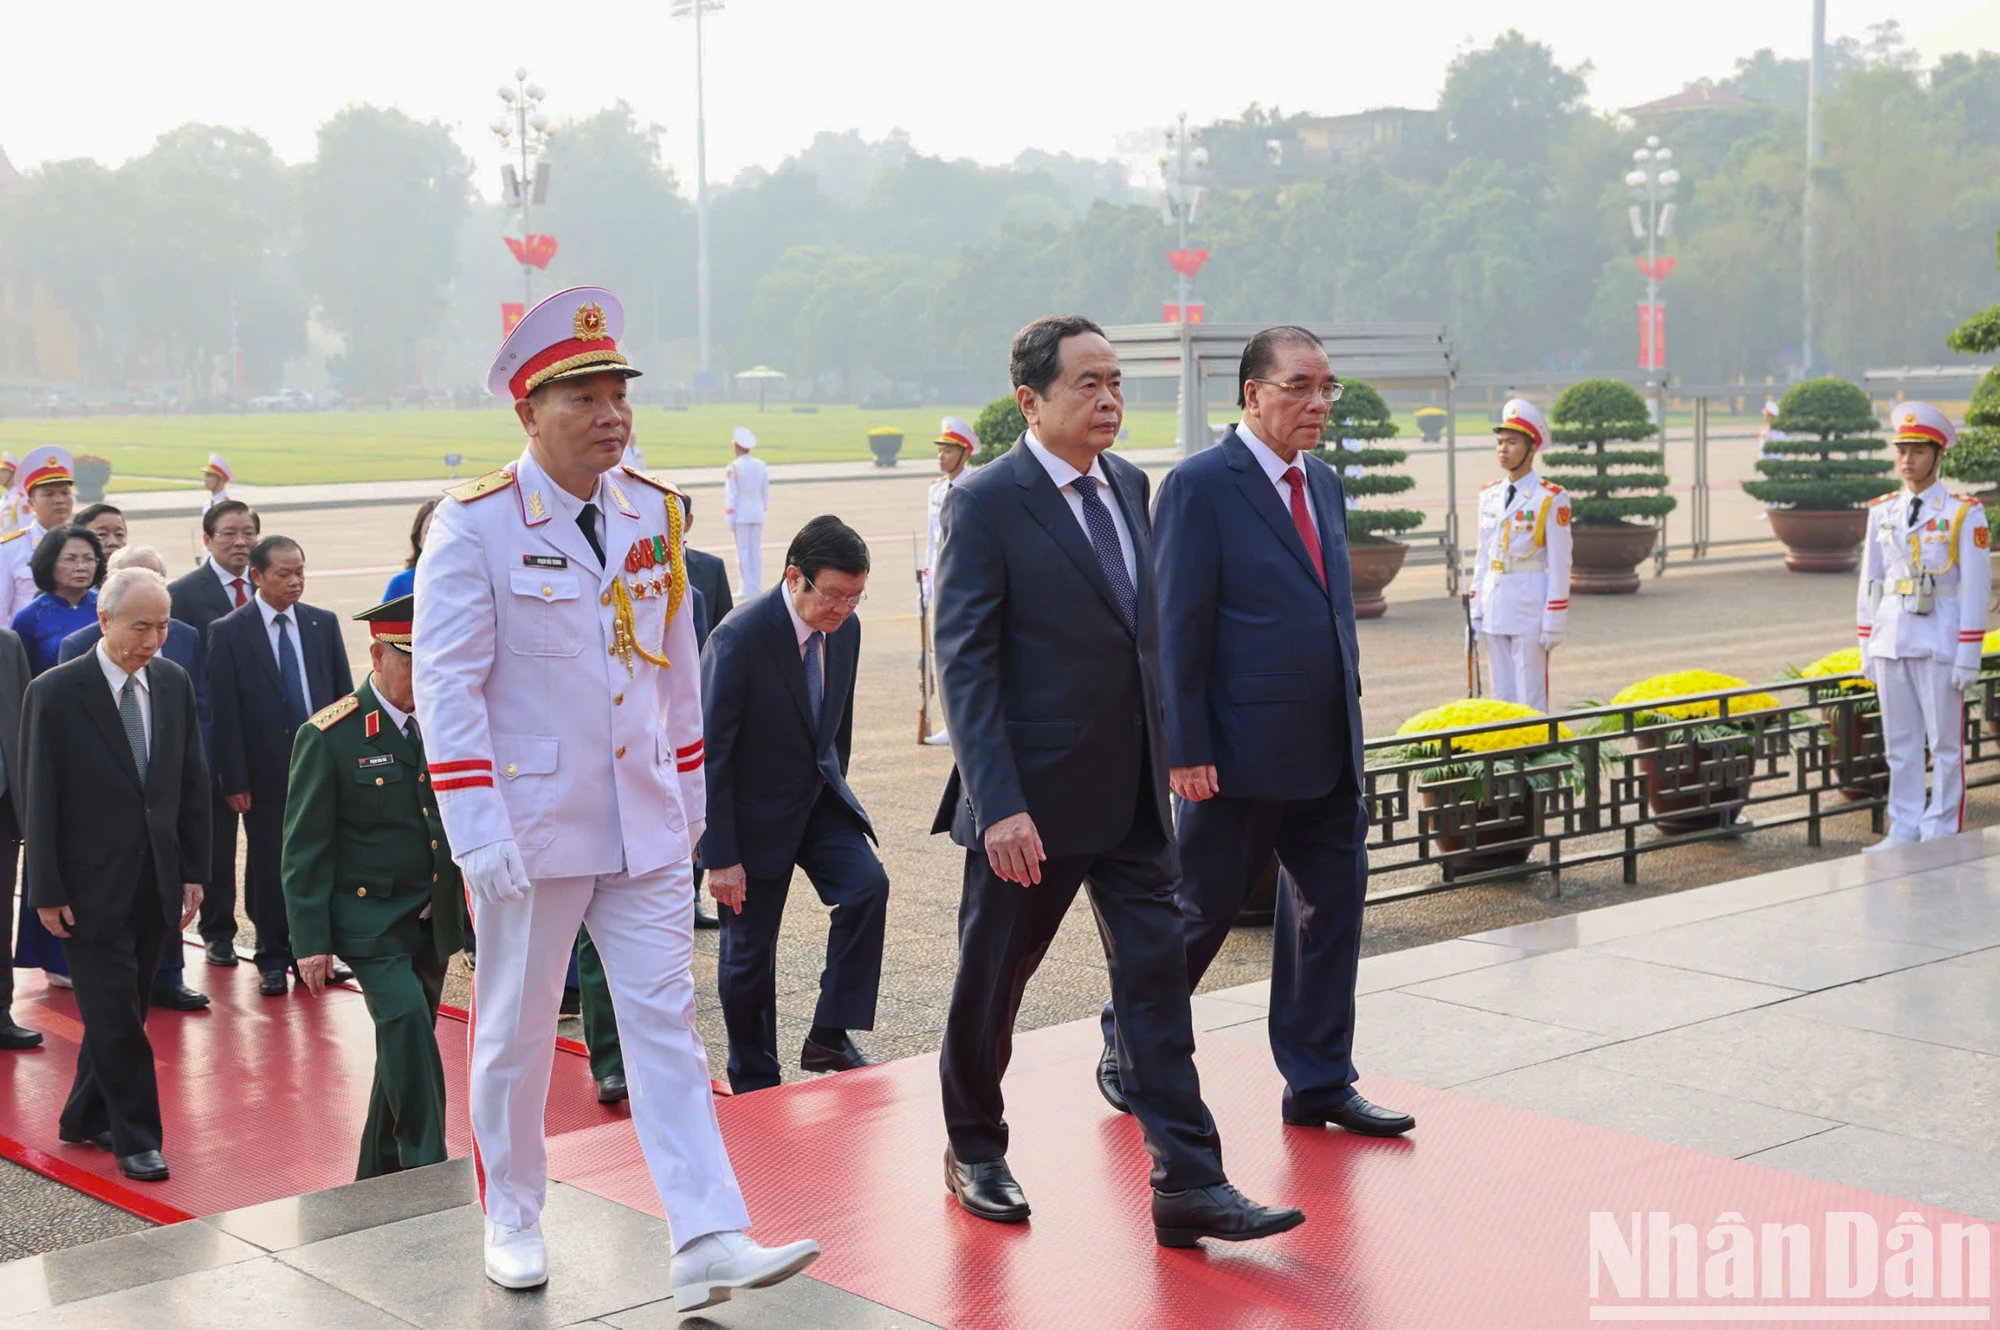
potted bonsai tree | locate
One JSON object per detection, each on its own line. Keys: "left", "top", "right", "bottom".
{"left": 1540, "top": 379, "right": 1675, "bottom": 593}
{"left": 1741, "top": 376, "right": 1895, "bottom": 571}
{"left": 1314, "top": 380, "right": 1422, "bottom": 617}
{"left": 1942, "top": 367, "right": 2000, "bottom": 499}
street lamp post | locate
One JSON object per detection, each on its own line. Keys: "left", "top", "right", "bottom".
{"left": 1158, "top": 113, "right": 1208, "bottom": 454}
{"left": 673, "top": 0, "right": 723, "bottom": 396}
{"left": 490, "top": 67, "right": 552, "bottom": 308}
{"left": 1625, "top": 135, "right": 1681, "bottom": 423}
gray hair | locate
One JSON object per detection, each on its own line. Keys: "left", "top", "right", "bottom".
{"left": 107, "top": 545, "right": 167, "bottom": 577}
{"left": 99, "top": 567, "right": 170, "bottom": 619}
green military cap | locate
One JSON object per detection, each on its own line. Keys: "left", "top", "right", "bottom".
{"left": 354, "top": 593, "right": 414, "bottom": 654}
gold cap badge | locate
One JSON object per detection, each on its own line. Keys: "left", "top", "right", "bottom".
{"left": 573, "top": 301, "right": 609, "bottom": 341}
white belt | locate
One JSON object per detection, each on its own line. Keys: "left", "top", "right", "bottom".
{"left": 1491, "top": 558, "right": 1547, "bottom": 574}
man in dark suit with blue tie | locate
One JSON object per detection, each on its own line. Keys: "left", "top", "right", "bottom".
{"left": 700, "top": 516, "right": 888, "bottom": 1094}
{"left": 931, "top": 315, "right": 1301, "bottom": 1248}
{"left": 1098, "top": 326, "right": 1411, "bottom": 1139}
{"left": 207, "top": 535, "right": 353, "bottom": 994}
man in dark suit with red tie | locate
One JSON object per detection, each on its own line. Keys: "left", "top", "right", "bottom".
{"left": 1098, "top": 325, "right": 1411, "bottom": 1139}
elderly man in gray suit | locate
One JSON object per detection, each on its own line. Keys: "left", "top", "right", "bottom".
{"left": 0, "top": 619, "right": 36, "bottom": 1048}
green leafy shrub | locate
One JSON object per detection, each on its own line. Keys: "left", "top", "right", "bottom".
{"left": 1541, "top": 379, "right": 1675, "bottom": 526}
{"left": 1941, "top": 369, "right": 2000, "bottom": 490}
{"left": 971, "top": 396, "right": 1025, "bottom": 466}
{"left": 1311, "top": 380, "right": 1422, "bottom": 544}
{"left": 1742, "top": 377, "right": 1895, "bottom": 510}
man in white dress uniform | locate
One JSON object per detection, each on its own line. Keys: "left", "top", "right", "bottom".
{"left": 723, "top": 427, "right": 769, "bottom": 595}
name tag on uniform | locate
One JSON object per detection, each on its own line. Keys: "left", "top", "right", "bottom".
{"left": 522, "top": 554, "right": 568, "bottom": 569}
{"left": 357, "top": 754, "right": 395, "bottom": 769}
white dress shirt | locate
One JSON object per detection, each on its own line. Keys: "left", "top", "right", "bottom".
{"left": 257, "top": 592, "right": 312, "bottom": 708}
{"left": 209, "top": 556, "right": 250, "bottom": 609}
{"left": 1023, "top": 431, "right": 1138, "bottom": 586}
{"left": 781, "top": 584, "right": 825, "bottom": 693}
{"left": 1237, "top": 420, "right": 1318, "bottom": 529}
{"left": 96, "top": 642, "right": 152, "bottom": 752}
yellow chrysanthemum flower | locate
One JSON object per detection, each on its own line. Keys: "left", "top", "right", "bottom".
{"left": 1395, "top": 698, "right": 1573, "bottom": 753}
{"left": 1612, "top": 670, "right": 1780, "bottom": 720}
{"left": 1983, "top": 629, "right": 2000, "bottom": 655}
{"left": 1796, "top": 646, "right": 1873, "bottom": 693}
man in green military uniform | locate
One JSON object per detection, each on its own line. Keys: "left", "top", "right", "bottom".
{"left": 282, "top": 593, "right": 465, "bottom": 1179}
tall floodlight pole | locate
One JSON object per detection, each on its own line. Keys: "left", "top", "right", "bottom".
{"left": 1159, "top": 114, "right": 1209, "bottom": 455}
{"left": 490, "top": 68, "right": 552, "bottom": 307}
{"left": 1801, "top": 0, "right": 1826, "bottom": 378}
{"left": 673, "top": 0, "right": 723, "bottom": 394}
{"left": 1626, "top": 135, "right": 1681, "bottom": 421}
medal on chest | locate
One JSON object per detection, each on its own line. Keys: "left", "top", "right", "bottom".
{"left": 608, "top": 498, "right": 687, "bottom": 675}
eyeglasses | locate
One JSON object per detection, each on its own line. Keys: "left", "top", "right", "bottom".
{"left": 56, "top": 553, "right": 99, "bottom": 568}
{"left": 1250, "top": 378, "right": 1344, "bottom": 404}
{"left": 804, "top": 577, "right": 867, "bottom": 609}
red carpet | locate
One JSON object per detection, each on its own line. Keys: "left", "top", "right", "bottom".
{"left": 5, "top": 951, "right": 1992, "bottom": 1326}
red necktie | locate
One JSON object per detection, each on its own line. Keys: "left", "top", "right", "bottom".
{"left": 1283, "top": 468, "right": 1326, "bottom": 586}
{"left": 231, "top": 577, "right": 248, "bottom": 608}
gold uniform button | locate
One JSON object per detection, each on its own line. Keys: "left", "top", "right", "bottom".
{"left": 615, "top": 745, "right": 627, "bottom": 759}
{"left": 504, "top": 762, "right": 518, "bottom": 777}
{"left": 614, "top": 692, "right": 624, "bottom": 705}
{"left": 430, "top": 840, "right": 438, "bottom": 849}
{"left": 418, "top": 773, "right": 428, "bottom": 784}
{"left": 357, "top": 887, "right": 368, "bottom": 897}
{"left": 601, "top": 591, "right": 612, "bottom": 606}
{"left": 374, "top": 777, "right": 384, "bottom": 787}
{"left": 541, "top": 585, "right": 553, "bottom": 598}
{"left": 431, "top": 874, "right": 438, "bottom": 883}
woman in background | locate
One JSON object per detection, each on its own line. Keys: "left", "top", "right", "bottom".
{"left": 383, "top": 498, "right": 438, "bottom": 601}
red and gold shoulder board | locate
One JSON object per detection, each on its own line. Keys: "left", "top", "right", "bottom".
{"left": 619, "top": 464, "right": 681, "bottom": 498}
{"left": 308, "top": 696, "right": 360, "bottom": 732}
{"left": 1869, "top": 492, "right": 1897, "bottom": 506}
{"left": 1544, "top": 482, "right": 1565, "bottom": 494}
{"left": 0, "top": 528, "right": 25, "bottom": 546}
{"left": 1952, "top": 492, "right": 1985, "bottom": 506}
{"left": 446, "top": 469, "right": 516, "bottom": 505}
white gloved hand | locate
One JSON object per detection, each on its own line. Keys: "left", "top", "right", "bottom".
{"left": 1540, "top": 631, "right": 1563, "bottom": 652}
{"left": 458, "top": 839, "right": 531, "bottom": 905}
{"left": 1952, "top": 665, "right": 1981, "bottom": 693}
{"left": 1860, "top": 654, "right": 1885, "bottom": 688}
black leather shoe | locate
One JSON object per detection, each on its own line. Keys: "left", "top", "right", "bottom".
{"left": 152, "top": 985, "right": 210, "bottom": 1012}
{"left": 0, "top": 1021, "right": 42, "bottom": 1050}
{"left": 596, "top": 1074, "right": 628, "bottom": 1104}
{"left": 800, "top": 1033, "right": 874, "bottom": 1074}
{"left": 693, "top": 896, "right": 720, "bottom": 930}
{"left": 1096, "top": 1042, "right": 1131, "bottom": 1114}
{"left": 328, "top": 961, "right": 353, "bottom": 984}
{"left": 258, "top": 971, "right": 288, "bottom": 997}
{"left": 204, "top": 940, "right": 239, "bottom": 967}
{"left": 118, "top": 1150, "right": 169, "bottom": 1182}
{"left": 944, "top": 1147, "right": 1030, "bottom": 1223}
{"left": 1284, "top": 1091, "right": 1415, "bottom": 1137}
{"left": 1153, "top": 1182, "right": 1305, "bottom": 1247}
{"left": 59, "top": 1129, "right": 113, "bottom": 1151}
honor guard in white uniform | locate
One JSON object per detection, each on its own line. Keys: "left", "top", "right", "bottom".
{"left": 414, "top": 286, "right": 818, "bottom": 1308}
{"left": 0, "top": 446, "right": 77, "bottom": 622}
{"left": 921, "top": 417, "right": 977, "bottom": 746}
{"left": 722, "top": 426, "right": 768, "bottom": 594}
{"left": 202, "top": 453, "right": 233, "bottom": 512}
{"left": 0, "top": 453, "right": 20, "bottom": 533}
{"left": 1470, "top": 399, "right": 1571, "bottom": 711}
{"left": 1858, "top": 401, "right": 1990, "bottom": 851}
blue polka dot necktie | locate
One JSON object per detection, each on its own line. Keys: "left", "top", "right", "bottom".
{"left": 1070, "top": 475, "right": 1137, "bottom": 630}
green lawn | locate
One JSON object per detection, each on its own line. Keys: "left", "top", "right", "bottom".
{"left": 0, "top": 404, "right": 1750, "bottom": 490}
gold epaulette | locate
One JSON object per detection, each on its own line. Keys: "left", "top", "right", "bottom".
{"left": 445, "top": 469, "right": 515, "bottom": 504}
{"left": 1544, "top": 482, "right": 1565, "bottom": 494}
{"left": 308, "top": 695, "right": 359, "bottom": 732}
{"left": 1869, "top": 492, "right": 1897, "bottom": 506}
{"left": 0, "top": 528, "right": 27, "bottom": 545}
{"left": 619, "top": 464, "right": 681, "bottom": 498}
{"left": 1953, "top": 492, "right": 1985, "bottom": 506}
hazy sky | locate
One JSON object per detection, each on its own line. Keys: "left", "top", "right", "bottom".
{"left": 4, "top": 0, "right": 1996, "bottom": 196}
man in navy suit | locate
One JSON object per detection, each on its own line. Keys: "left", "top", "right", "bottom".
{"left": 61, "top": 546, "right": 213, "bottom": 1012}
{"left": 700, "top": 516, "right": 887, "bottom": 1093}
{"left": 1099, "top": 325, "right": 1411, "bottom": 1138}
{"left": 931, "top": 315, "right": 1301, "bottom": 1247}
{"left": 207, "top": 535, "right": 353, "bottom": 994}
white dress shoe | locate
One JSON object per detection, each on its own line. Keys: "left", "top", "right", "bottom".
{"left": 1862, "top": 834, "right": 1920, "bottom": 855}
{"left": 484, "top": 1218, "right": 548, "bottom": 1289}
{"left": 671, "top": 1229, "right": 821, "bottom": 1312}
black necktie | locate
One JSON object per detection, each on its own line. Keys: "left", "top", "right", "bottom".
{"left": 1504, "top": 482, "right": 1517, "bottom": 510}
{"left": 577, "top": 503, "right": 606, "bottom": 567}
{"left": 1909, "top": 496, "right": 1924, "bottom": 530}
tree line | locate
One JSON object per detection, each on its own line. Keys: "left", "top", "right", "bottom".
{"left": 2, "top": 24, "right": 1996, "bottom": 402}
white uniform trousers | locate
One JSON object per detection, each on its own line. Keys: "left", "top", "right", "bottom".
{"left": 468, "top": 859, "right": 750, "bottom": 1243}
{"left": 731, "top": 523, "right": 764, "bottom": 595}
{"left": 1877, "top": 655, "right": 1966, "bottom": 842}
{"left": 1484, "top": 632, "right": 1549, "bottom": 711}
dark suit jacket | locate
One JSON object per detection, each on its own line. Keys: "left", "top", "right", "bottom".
{"left": 685, "top": 547, "right": 733, "bottom": 629}
{"left": 691, "top": 587, "right": 711, "bottom": 651}
{"left": 930, "top": 438, "right": 1169, "bottom": 858}
{"left": 21, "top": 652, "right": 210, "bottom": 939}
{"left": 699, "top": 585, "right": 871, "bottom": 879}
{"left": 1156, "top": 427, "right": 1364, "bottom": 800}
{"left": 168, "top": 563, "right": 239, "bottom": 647}
{"left": 0, "top": 627, "right": 30, "bottom": 841}
{"left": 207, "top": 599, "right": 352, "bottom": 799}
{"left": 61, "top": 619, "right": 212, "bottom": 758}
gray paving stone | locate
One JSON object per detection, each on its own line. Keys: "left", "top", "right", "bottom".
{"left": 1403, "top": 948, "right": 1798, "bottom": 1039}
{"left": 1188, "top": 991, "right": 1267, "bottom": 1032}
{"left": 277, "top": 1184, "right": 677, "bottom": 1330}
{"left": 0, "top": 1219, "right": 262, "bottom": 1317}
{"left": 1353, "top": 937, "right": 1535, "bottom": 993}
{"left": 606, "top": 1275, "right": 940, "bottom": 1329}
{"left": 1744, "top": 1124, "right": 2000, "bottom": 1221}
{"left": 203, "top": 1158, "right": 478, "bottom": 1252}
{"left": 1743, "top": 866, "right": 2000, "bottom": 952}
{"left": 1456, "top": 1058, "right": 1841, "bottom": 1160}
{"left": 1776, "top": 946, "right": 2000, "bottom": 1056}
{"left": 1574, "top": 1006, "right": 2000, "bottom": 1154}
{"left": 1592, "top": 912, "right": 1955, "bottom": 991}
{"left": 2, "top": 1254, "right": 408, "bottom": 1329}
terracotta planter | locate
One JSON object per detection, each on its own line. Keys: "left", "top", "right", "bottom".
{"left": 1766, "top": 507, "right": 1868, "bottom": 573}
{"left": 1634, "top": 732, "right": 1752, "bottom": 832}
{"left": 1346, "top": 540, "right": 1408, "bottom": 619}
{"left": 1569, "top": 522, "right": 1659, "bottom": 594}
{"left": 1824, "top": 706, "right": 1885, "bottom": 803}
{"left": 1421, "top": 785, "right": 1540, "bottom": 870}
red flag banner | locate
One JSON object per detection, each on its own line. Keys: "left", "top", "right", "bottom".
{"left": 502, "top": 303, "right": 526, "bottom": 336}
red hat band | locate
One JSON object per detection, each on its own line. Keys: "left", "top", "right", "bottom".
{"left": 21, "top": 461, "right": 71, "bottom": 490}
{"left": 1896, "top": 423, "right": 1947, "bottom": 446}
{"left": 508, "top": 336, "right": 630, "bottom": 402}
